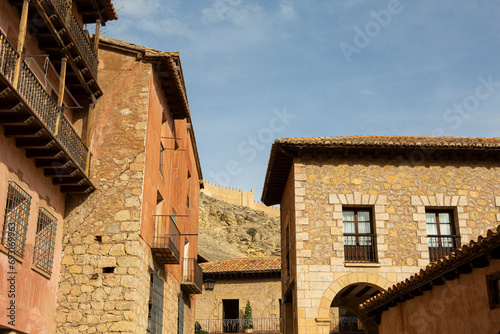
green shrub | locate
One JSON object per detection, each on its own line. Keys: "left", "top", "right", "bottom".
{"left": 243, "top": 300, "right": 254, "bottom": 329}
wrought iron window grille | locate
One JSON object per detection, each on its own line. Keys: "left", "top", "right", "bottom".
{"left": 33, "top": 208, "right": 57, "bottom": 274}
{"left": 1, "top": 181, "right": 31, "bottom": 258}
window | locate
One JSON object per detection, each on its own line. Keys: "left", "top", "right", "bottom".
{"left": 426, "top": 210, "right": 459, "bottom": 262}
{"left": 159, "top": 142, "right": 165, "bottom": 177}
{"left": 148, "top": 271, "right": 164, "bottom": 334}
{"left": 343, "top": 208, "right": 377, "bottom": 262}
{"left": 487, "top": 272, "right": 500, "bottom": 310}
{"left": 1, "top": 182, "right": 31, "bottom": 258}
{"left": 285, "top": 225, "right": 290, "bottom": 276}
{"left": 33, "top": 208, "right": 57, "bottom": 274}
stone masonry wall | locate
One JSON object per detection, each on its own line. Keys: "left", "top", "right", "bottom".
{"left": 56, "top": 47, "right": 151, "bottom": 333}
{"left": 202, "top": 180, "right": 279, "bottom": 217}
{"left": 290, "top": 153, "right": 500, "bottom": 334}
{"left": 196, "top": 277, "right": 282, "bottom": 320}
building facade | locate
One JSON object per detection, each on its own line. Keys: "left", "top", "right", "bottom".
{"left": 363, "top": 224, "right": 500, "bottom": 334}
{"left": 0, "top": 0, "right": 116, "bottom": 332}
{"left": 54, "top": 36, "right": 204, "bottom": 333}
{"left": 261, "top": 136, "right": 500, "bottom": 334}
{"left": 197, "top": 257, "right": 282, "bottom": 333}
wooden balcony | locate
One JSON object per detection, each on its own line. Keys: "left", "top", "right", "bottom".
{"left": 344, "top": 235, "right": 377, "bottom": 263}
{"left": 428, "top": 235, "right": 460, "bottom": 262}
{"left": 9, "top": 0, "right": 102, "bottom": 98}
{"left": 181, "top": 258, "right": 203, "bottom": 295}
{"left": 0, "top": 31, "right": 94, "bottom": 193}
{"left": 151, "top": 215, "right": 181, "bottom": 265}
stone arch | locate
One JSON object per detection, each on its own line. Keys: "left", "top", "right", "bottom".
{"left": 318, "top": 272, "right": 391, "bottom": 318}
{"left": 317, "top": 272, "right": 391, "bottom": 334}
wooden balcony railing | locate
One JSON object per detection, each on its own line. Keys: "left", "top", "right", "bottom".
{"left": 0, "top": 30, "right": 93, "bottom": 192}
{"left": 181, "top": 258, "right": 203, "bottom": 294}
{"left": 151, "top": 215, "right": 181, "bottom": 265}
{"left": 344, "top": 235, "right": 377, "bottom": 263}
{"left": 49, "top": 0, "right": 98, "bottom": 77}
{"left": 428, "top": 235, "right": 460, "bottom": 262}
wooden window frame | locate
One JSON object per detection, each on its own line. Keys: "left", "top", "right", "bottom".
{"left": 342, "top": 207, "right": 377, "bottom": 263}
{"left": 425, "top": 209, "right": 460, "bottom": 262}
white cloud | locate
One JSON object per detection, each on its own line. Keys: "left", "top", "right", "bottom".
{"left": 114, "top": 0, "right": 161, "bottom": 18}
{"left": 279, "top": 0, "right": 297, "bottom": 21}
{"left": 201, "top": 0, "right": 264, "bottom": 26}
{"left": 361, "top": 90, "right": 374, "bottom": 95}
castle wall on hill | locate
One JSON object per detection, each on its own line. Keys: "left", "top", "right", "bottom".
{"left": 202, "top": 180, "right": 279, "bottom": 217}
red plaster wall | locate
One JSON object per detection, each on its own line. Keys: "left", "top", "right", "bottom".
{"left": 0, "top": 126, "right": 65, "bottom": 333}
{"left": 140, "top": 64, "right": 200, "bottom": 283}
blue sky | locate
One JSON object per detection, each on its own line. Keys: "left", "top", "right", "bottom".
{"left": 103, "top": 0, "right": 500, "bottom": 199}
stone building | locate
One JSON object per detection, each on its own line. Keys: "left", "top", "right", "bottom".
{"left": 261, "top": 136, "right": 500, "bottom": 334}
{"left": 0, "top": 0, "right": 116, "bottom": 332}
{"left": 197, "top": 257, "right": 282, "bottom": 333}
{"left": 55, "top": 36, "right": 204, "bottom": 333}
{"left": 363, "top": 224, "right": 500, "bottom": 334}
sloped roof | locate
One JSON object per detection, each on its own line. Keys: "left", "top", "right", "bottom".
{"left": 362, "top": 225, "right": 500, "bottom": 318}
{"left": 262, "top": 136, "right": 500, "bottom": 205}
{"left": 75, "top": 0, "right": 118, "bottom": 23}
{"left": 98, "top": 36, "right": 203, "bottom": 185}
{"left": 201, "top": 257, "right": 281, "bottom": 277}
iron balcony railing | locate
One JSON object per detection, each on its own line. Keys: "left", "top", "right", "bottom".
{"left": 151, "top": 215, "right": 181, "bottom": 264}
{"left": 344, "top": 235, "right": 377, "bottom": 263}
{"left": 330, "top": 316, "right": 364, "bottom": 333}
{"left": 181, "top": 258, "right": 203, "bottom": 294}
{"left": 0, "top": 30, "right": 89, "bottom": 173}
{"left": 49, "top": 0, "right": 98, "bottom": 77}
{"left": 428, "top": 235, "right": 460, "bottom": 262}
{"left": 195, "top": 318, "right": 282, "bottom": 334}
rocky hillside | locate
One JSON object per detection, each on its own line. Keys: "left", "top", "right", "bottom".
{"left": 198, "top": 193, "right": 280, "bottom": 261}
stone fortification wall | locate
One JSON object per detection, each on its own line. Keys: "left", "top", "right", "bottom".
{"left": 202, "top": 180, "right": 279, "bottom": 217}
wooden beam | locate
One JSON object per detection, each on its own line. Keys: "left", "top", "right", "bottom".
{"left": 57, "top": 56, "right": 67, "bottom": 107}
{"left": 13, "top": 0, "right": 31, "bottom": 88}
{"left": 93, "top": 19, "right": 101, "bottom": 52}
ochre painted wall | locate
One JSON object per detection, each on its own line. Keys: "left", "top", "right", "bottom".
{"left": 378, "top": 259, "right": 500, "bottom": 334}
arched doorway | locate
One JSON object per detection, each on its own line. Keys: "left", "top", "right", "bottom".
{"left": 329, "top": 283, "right": 382, "bottom": 333}
{"left": 317, "top": 273, "right": 392, "bottom": 334}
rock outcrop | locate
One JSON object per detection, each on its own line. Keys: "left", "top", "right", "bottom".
{"left": 198, "top": 193, "right": 280, "bottom": 261}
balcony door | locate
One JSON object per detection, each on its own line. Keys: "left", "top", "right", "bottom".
{"left": 223, "top": 299, "right": 239, "bottom": 333}
{"left": 183, "top": 239, "right": 190, "bottom": 281}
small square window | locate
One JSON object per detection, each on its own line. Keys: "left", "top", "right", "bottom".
{"left": 487, "top": 272, "right": 500, "bottom": 310}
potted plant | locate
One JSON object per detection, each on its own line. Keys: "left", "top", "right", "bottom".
{"left": 243, "top": 300, "right": 254, "bottom": 333}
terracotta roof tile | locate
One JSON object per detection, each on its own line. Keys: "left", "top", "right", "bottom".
{"left": 362, "top": 224, "right": 500, "bottom": 314}
{"left": 275, "top": 136, "right": 500, "bottom": 148}
{"left": 200, "top": 257, "right": 281, "bottom": 275}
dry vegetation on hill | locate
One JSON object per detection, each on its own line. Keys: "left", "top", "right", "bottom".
{"left": 198, "top": 193, "right": 280, "bottom": 261}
